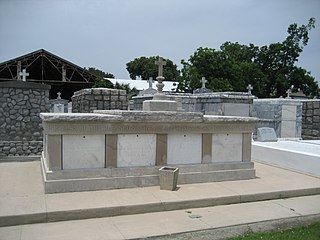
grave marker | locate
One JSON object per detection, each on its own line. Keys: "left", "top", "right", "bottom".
{"left": 247, "top": 84, "right": 253, "bottom": 95}
{"left": 201, "top": 77, "right": 207, "bottom": 89}
{"left": 256, "top": 127, "right": 278, "bottom": 142}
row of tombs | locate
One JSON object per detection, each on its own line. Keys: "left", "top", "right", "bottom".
{"left": 1, "top": 81, "right": 319, "bottom": 193}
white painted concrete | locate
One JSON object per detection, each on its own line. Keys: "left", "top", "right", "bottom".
{"left": 252, "top": 140, "right": 320, "bottom": 177}
{"left": 212, "top": 134, "right": 243, "bottom": 162}
{"left": 62, "top": 135, "right": 105, "bottom": 169}
{"left": 167, "top": 134, "right": 202, "bottom": 164}
{"left": 117, "top": 134, "right": 156, "bottom": 167}
{"left": 281, "top": 105, "right": 297, "bottom": 138}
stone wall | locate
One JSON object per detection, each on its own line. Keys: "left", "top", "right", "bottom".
{"left": 301, "top": 100, "right": 320, "bottom": 140}
{"left": 72, "top": 88, "right": 128, "bottom": 113}
{"left": 0, "top": 81, "right": 50, "bottom": 157}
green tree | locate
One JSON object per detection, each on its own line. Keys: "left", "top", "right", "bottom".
{"left": 114, "top": 82, "right": 139, "bottom": 98}
{"left": 179, "top": 18, "right": 319, "bottom": 98}
{"left": 126, "top": 56, "right": 180, "bottom": 80}
{"left": 93, "top": 78, "right": 114, "bottom": 88}
{"left": 85, "top": 67, "right": 115, "bottom": 79}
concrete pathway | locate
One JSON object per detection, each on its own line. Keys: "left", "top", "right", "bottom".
{"left": 1, "top": 195, "right": 320, "bottom": 240}
{"left": 1, "top": 160, "right": 320, "bottom": 239}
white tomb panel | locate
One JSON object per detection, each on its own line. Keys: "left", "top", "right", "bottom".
{"left": 62, "top": 135, "right": 105, "bottom": 169}
{"left": 212, "top": 133, "right": 242, "bottom": 162}
{"left": 167, "top": 133, "right": 202, "bottom": 165}
{"left": 117, "top": 134, "right": 156, "bottom": 167}
{"left": 281, "top": 105, "right": 297, "bottom": 138}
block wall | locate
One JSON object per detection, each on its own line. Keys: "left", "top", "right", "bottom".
{"left": 302, "top": 100, "right": 320, "bottom": 140}
{"left": 72, "top": 88, "right": 128, "bottom": 113}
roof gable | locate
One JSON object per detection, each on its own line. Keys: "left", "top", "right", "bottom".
{"left": 0, "top": 49, "right": 97, "bottom": 83}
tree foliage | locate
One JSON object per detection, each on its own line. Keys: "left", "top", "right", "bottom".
{"left": 85, "top": 67, "right": 115, "bottom": 79}
{"left": 126, "top": 56, "right": 180, "bottom": 81}
{"left": 179, "top": 18, "right": 318, "bottom": 98}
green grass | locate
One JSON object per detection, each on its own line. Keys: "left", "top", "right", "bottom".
{"left": 229, "top": 221, "right": 320, "bottom": 240}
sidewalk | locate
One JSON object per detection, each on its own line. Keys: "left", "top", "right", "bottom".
{"left": 0, "top": 161, "right": 320, "bottom": 239}
{"left": 1, "top": 194, "right": 320, "bottom": 240}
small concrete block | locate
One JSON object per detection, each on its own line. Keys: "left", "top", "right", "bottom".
{"left": 143, "top": 100, "right": 177, "bottom": 111}
{"left": 256, "top": 127, "right": 277, "bottom": 142}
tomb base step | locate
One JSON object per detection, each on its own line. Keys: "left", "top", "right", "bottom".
{"left": 41, "top": 158, "right": 256, "bottom": 193}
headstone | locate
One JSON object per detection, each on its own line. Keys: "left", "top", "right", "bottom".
{"left": 53, "top": 103, "right": 64, "bottom": 113}
{"left": 19, "top": 69, "right": 29, "bottom": 82}
{"left": 148, "top": 77, "right": 154, "bottom": 89}
{"left": 201, "top": 77, "right": 207, "bottom": 89}
{"left": 193, "top": 77, "right": 212, "bottom": 94}
{"left": 50, "top": 92, "right": 69, "bottom": 113}
{"left": 139, "top": 77, "right": 157, "bottom": 96}
{"left": 142, "top": 56, "right": 177, "bottom": 111}
{"left": 154, "top": 57, "right": 167, "bottom": 98}
{"left": 286, "top": 85, "right": 294, "bottom": 99}
{"left": 155, "top": 57, "right": 166, "bottom": 78}
{"left": 256, "top": 127, "right": 278, "bottom": 142}
{"left": 247, "top": 84, "right": 253, "bottom": 95}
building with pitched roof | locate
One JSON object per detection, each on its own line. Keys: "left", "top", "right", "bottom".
{"left": 0, "top": 49, "right": 98, "bottom": 100}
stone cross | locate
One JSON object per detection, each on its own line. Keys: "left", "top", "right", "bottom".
{"left": 286, "top": 85, "right": 294, "bottom": 98}
{"left": 201, "top": 77, "right": 207, "bottom": 89}
{"left": 57, "top": 92, "right": 62, "bottom": 99}
{"left": 148, "top": 77, "right": 154, "bottom": 89}
{"left": 155, "top": 57, "right": 166, "bottom": 77}
{"left": 19, "top": 69, "right": 29, "bottom": 82}
{"left": 247, "top": 84, "right": 253, "bottom": 95}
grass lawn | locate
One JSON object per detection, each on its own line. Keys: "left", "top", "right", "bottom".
{"left": 229, "top": 221, "right": 320, "bottom": 240}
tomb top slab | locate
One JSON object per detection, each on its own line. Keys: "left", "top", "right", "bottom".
{"left": 204, "top": 115, "right": 258, "bottom": 123}
{"left": 41, "top": 111, "right": 257, "bottom": 124}
{"left": 40, "top": 113, "right": 122, "bottom": 122}
{"left": 94, "top": 110, "right": 203, "bottom": 122}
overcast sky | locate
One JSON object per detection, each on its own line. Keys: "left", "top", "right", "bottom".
{"left": 0, "top": 0, "right": 319, "bottom": 85}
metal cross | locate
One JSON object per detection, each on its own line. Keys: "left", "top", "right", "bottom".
{"left": 247, "top": 84, "right": 253, "bottom": 95}
{"left": 19, "top": 69, "right": 29, "bottom": 82}
{"left": 201, "top": 77, "right": 207, "bottom": 89}
{"left": 155, "top": 57, "right": 166, "bottom": 77}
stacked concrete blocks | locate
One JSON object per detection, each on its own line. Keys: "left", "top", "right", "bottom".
{"left": 302, "top": 100, "right": 320, "bottom": 140}
{"left": 72, "top": 88, "right": 128, "bottom": 113}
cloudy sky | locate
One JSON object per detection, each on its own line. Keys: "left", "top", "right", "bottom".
{"left": 0, "top": 0, "right": 319, "bottom": 84}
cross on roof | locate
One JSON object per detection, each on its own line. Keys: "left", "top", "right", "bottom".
{"left": 247, "top": 84, "right": 253, "bottom": 95}
{"left": 201, "top": 77, "right": 207, "bottom": 89}
{"left": 19, "top": 69, "right": 29, "bottom": 82}
{"left": 148, "top": 77, "right": 154, "bottom": 89}
{"left": 155, "top": 57, "right": 166, "bottom": 77}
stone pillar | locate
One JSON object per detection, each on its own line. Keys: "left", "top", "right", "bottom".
{"left": 0, "top": 81, "right": 50, "bottom": 158}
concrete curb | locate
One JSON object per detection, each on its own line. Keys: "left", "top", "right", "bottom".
{"left": 1, "top": 187, "right": 320, "bottom": 227}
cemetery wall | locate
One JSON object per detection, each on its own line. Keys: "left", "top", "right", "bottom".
{"left": 0, "top": 81, "right": 50, "bottom": 157}
{"left": 72, "top": 88, "right": 128, "bottom": 113}
{"left": 301, "top": 100, "right": 320, "bottom": 140}
{"left": 252, "top": 99, "right": 302, "bottom": 139}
